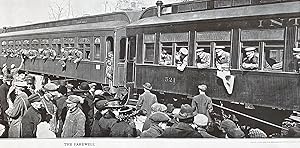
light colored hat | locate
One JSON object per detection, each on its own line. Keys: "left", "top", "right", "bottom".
{"left": 151, "top": 103, "right": 167, "bottom": 112}
{"left": 66, "top": 95, "right": 84, "bottom": 104}
{"left": 244, "top": 47, "right": 256, "bottom": 52}
{"left": 196, "top": 48, "right": 205, "bottom": 52}
{"left": 194, "top": 114, "right": 209, "bottom": 126}
{"left": 179, "top": 48, "right": 189, "bottom": 55}
{"left": 293, "top": 48, "right": 300, "bottom": 52}
{"left": 94, "top": 90, "right": 104, "bottom": 96}
{"left": 11, "top": 64, "right": 16, "bottom": 69}
{"left": 198, "top": 84, "right": 207, "bottom": 91}
{"left": 149, "top": 112, "right": 170, "bottom": 122}
{"left": 43, "top": 83, "right": 59, "bottom": 91}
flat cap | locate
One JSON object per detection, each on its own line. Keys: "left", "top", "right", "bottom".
{"left": 151, "top": 103, "right": 167, "bottom": 112}
{"left": 43, "top": 83, "right": 59, "bottom": 91}
{"left": 194, "top": 114, "right": 208, "bottom": 126}
{"left": 149, "top": 112, "right": 170, "bottom": 122}
{"left": 66, "top": 95, "right": 84, "bottom": 104}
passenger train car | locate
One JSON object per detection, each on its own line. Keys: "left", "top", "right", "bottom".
{"left": 126, "top": 0, "right": 300, "bottom": 111}
{"left": 0, "top": 12, "right": 141, "bottom": 87}
{"left": 1, "top": 0, "right": 300, "bottom": 112}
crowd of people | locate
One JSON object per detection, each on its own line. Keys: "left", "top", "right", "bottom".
{"left": 0, "top": 59, "right": 300, "bottom": 138}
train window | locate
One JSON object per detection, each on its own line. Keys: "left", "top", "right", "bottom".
{"left": 195, "top": 42, "right": 211, "bottom": 69}
{"left": 128, "top": 36, "right": 136, "bottom": 61}
{"left": 94, "top": 37, "right": 101, "bottom": 61}
{"left": 241, "top": 42, "right": 260, "bottom": 70}
{"left": 160, "top": 42, "right": 173, "bottom": 65}
{"left": 214, "top": 42, "right": 231, "bottom": 70}
{"left": 264, "top": 42, "right": 284, "bottom": 71}
{"left": 144, "top": 43, "right": 155, "bottom": 64}
{"left": 119, "top": 38, "right": 126, "bottom": 62}
{"left": 160, "top": 42, "right": 189, "bottom": 66}
{"left": 85, "top": 44, "right": 91, "bottom": 60}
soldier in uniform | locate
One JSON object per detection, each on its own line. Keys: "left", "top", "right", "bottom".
{"left": 49, "top": 48, "right": 57, "bottom": 60}
{"left": 58, "top": 48, "right": 69, "bottom": 68}
{"left": 241, "top": 47, "right": 259, "bottom": 70}
{"left": 175, "top": 48, "right": 189, "bottom": 71}
{"left": 71, "top": 48, "right": 83, "bottom": 64}
{"left": 196, "top": 47, "right": 210, "bottom": 69}
{"left": 28, "top": 49, "right": 38, "bottom": 60}
{"left": 215, "top": 46, "right": 230, "bottom": 70}
{"left": 159, "top": 49, "right": 172, "bottom": 65}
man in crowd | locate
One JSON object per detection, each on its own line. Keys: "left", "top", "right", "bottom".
{"left": 142, "top": 103, "right": 167, "bottom": 131}
{"left": 136, "top": 82, "right": 158, "bottom": 117}
{"left": 193, "top": 114, "right": 216, "bottom": 138}
{"left": 5, "top": 81, "right": 30, "bottom": 138}
{"left": 192, "top": 84, "right": 213, "bottom": 123}
{"left": 220, "top": 119, "right": 245, "bottom": 138}
{"left": 73, "top": 82, "right": 94, "bottom": 137}
{"left": 91, "top": 99, "right": 108, "bottom": 137}
{"left": 196, "top": 47, "right": 210, "bottom": 69}
{"left": 241, "top": 47, "right": 259, "bottom": 70}
{"left": 140, "top": 112, "right": 170, "bottom": 138}
{"left": 160, "top": 104, "right": 202, "bottom": 138}
{"left": 61, "top": 95, "right": 86, "bottom": 137}
{"left": 0, "top": 74, "right": 13, "bottom": 137}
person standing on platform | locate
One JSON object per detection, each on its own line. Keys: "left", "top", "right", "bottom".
{"left": 61, "top": 95, "right": 86, "bottom": 138}
{"left": 191, "top": 84, "right": 213, "bottom": 123}
{"left": 136, "top": 82, "right": 158, "bottom": 117}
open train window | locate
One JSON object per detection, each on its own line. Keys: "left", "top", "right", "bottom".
{"left": 160, "top": 42, "right": 173, "bottom": 65}
{"left": 264, "top": 42, "right": 284, "bottom": 71}
{"left": 195, "top": 42, "right": 211, "bottom": 68}
{"left": 214, "top": 42, "right": 231, "bottom": 70}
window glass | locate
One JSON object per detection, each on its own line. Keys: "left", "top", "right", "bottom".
{"left": 128, "top": 36, "right": 136, "bottom": 61}
{"left": 85, "top": 44, "right": 91, "bottom": 60}
{"left": 264, "top": 41, "right": 284, "bottom": 71}
{"left": 144, "top": 43, "right": 155, "bottom": 64}
{"left": 119, "top": 38, "right": 126, "bottom": 62}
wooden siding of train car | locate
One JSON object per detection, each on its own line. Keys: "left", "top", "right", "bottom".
{"left": 128, "top": 3, "right": 300, "bottom": 110}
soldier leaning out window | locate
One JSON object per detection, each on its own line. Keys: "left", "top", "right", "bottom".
{"left": 215, "top": 46, "right": 230, "bottom": 70}
{"left": 241, "top": 47, "right": 259, "bottom": 70}
{"left": 159, "top": 49, "right": 172, "bottom": 65}
{"left": 195, "top": 47, "right": 210, "bottom": 69}
{"left": 175, "top": 48, "right": 188, "bottom": 71}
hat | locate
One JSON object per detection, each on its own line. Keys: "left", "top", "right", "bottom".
{"left": 244, "top": 47, "right": 256, "bottom": 52}
{"left": 10, "top": 64, "right": 16, "bottom": 69}
{"left": 215, "top": 46, "right": 225, "bottom": 49}
{"left": 194, "top": 114, "right": 209, "bottom": 126}
{"left": 293, "top": 48, "right": 300, "bottom": 52}
{"left": 196, "top": 48, "right": 205, "bottom": 52}
{"left": 220, "top": 119, "right": 237, "bottom": 132}
{"left": 106, "top": 99, "right": 123, "bottom": 108}
{"left": 175, "top": 104, "right": 197, "bottom": 120}
{"left": 43, "top": 83, "right": 59, "bottom": 91}
{"left": 149, "top": 112, "right": 170, "bottom": 122}
{"left": 248, "top": 128, "right": 267, "bottom": 138}
{"left": 95, "top": 100, "right": 108, "bottom": 111}
{"left": 227, "top": 128, "right": 245, "bottom": 138}
{"left": 179, "top": 48, "right": 188, "bottom": 55}
{"left": 143, "top": 82, "right": 152, "bottom": 90}
{"left": 28, "top": 93, "right": 43, "bottom": 103}
{"left": 75, "top": 82, "right": 90, "bottom": 92}
{"left": 151, "top": 103, "right": 167, "bottom": 112}
{"left": 14, "top": 81, "right": 28, "bottom": 87}
{"left": 198, "top": 84, "right": 207, "bottom": 91}
{"left": 94, "top": 90, "right": 104, "bottom": 96}
{"left": 66, "top": 95, "right": 84, "bottom": 104}
{"left": 119, "top": 106, "right": 134, "bottom": 115}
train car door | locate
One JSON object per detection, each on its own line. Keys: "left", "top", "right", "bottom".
{"left": 105, "top": 36, "right": 114, "bottom": 87}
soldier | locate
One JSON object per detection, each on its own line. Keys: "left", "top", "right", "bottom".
{"left": 241, "top": 47, "right": 259, "bottom": 70}
{"left": 175, "top": 48, "right": 188, "bottom": 71}
{"left": 159, "top": 49, "right": 172, "bottom": 65}
{"left": 71, "top": 48, "right": 83, "bottom": 64}
{"left": 136, "top": 83, "right": 158, "bottom": 117}
{"left": 195, "top": 47, "right": 210, "bottom": 69}
{"left": 49, "top": 48, "right": 57, "bottom": 60}
{"left": 28, "top": 49, "right": 38, "bottom": 60}
{"left": 42, "top": 48, "right": 51, "bottom": 60}
{"left": 215, "top": 46, "right": 230, "bottom": 70}
{"left": 58, "top": 48, "right": 69, "bottom": 68}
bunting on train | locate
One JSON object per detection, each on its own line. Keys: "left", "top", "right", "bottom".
{"left": 217, "top": 70, "right": 235, "bottom": 94}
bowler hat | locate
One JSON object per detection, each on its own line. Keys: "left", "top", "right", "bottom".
{"left": 66, "top": 95, "right": 84, "bottom": 104}
{"left": 143, "top": 82, "right": 152, "bottom": 90}
{"left": 43, "top": 83, "right": 59, "bottom": 91}
{"left": 74, "top": 82, "right": 90, "bottom": 92}
{"left": 175, "top": 104, "right": 197, "bottom": 120}
{"left": 149, "top": 112, "right": 170, "bottom": 123}
{"left": 95, "top": 100, "right": 108, "bottom": 111}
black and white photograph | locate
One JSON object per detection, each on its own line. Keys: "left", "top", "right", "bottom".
{"left": 0, "top": 0, "right": 300, "bottom": 147}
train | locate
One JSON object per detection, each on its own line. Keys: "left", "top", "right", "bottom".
{"left": 1, "top": 0, "right": 300, "bottom": 113}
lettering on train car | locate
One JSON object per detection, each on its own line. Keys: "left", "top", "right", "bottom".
{"left": 258, "top": 17, "right": 300, "bottom": 28}
{"left": 164, "top": 76, "right": 176, "bottom": 84}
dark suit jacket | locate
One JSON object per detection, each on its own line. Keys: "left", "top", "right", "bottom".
{"left": 160, "top": 122, "right": 203, "bottom": 138}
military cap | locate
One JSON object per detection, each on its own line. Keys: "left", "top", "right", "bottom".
{"left": 179, "top": 48, "right": 189, "bottom": 55}
{"left": 43, "top": 83, "right": 59, "bottom": 91}
{"left": 244, "top": 47, "right": 256, "bottom": 52}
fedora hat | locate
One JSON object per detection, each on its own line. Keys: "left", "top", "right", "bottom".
{"left": 143, "top": 82, "right": 152, "bottom": 90}
{"left": 175, "top": 104, "right": 197, "bottom": 120}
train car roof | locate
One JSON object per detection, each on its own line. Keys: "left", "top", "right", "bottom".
{"left": 127, "top": 1, "right": 300, "bottom": 28}
{"left": 0, "top": 20, "right": 128, "bottom": 37}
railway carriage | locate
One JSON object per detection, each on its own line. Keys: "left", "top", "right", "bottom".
{"left": 0, "top": 12, "right": 141, "bottom": 87}
{"left": 126, "top": 0, "right": 300, "bottom": 111}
